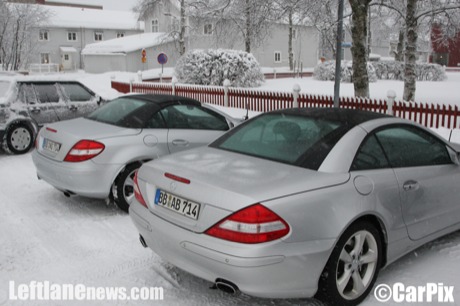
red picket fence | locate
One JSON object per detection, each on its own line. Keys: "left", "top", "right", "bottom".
{"left": 111, "top": 80, "right": 460, "bottom": 129}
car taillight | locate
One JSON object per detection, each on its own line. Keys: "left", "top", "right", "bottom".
{"left": 133, "top": 170, "right": 147, "bottom": 208}
{"left": 64, "top": 140, "right": 105, "bottom": 162}
{"left": 205, "top": 204, "right": 289, "bottom": 244}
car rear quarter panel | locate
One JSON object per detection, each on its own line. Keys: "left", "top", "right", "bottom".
{"left": 264, "top": 174, "right": 407, "bottom": 258}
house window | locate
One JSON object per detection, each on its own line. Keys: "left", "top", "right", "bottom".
{"left": 117, "top": 32, "right": 125, "bottom": 38}
{"left": 203, "top": 24, "right": 213, "bottom": 35}
{"left": 274, "top": 51, "right": 281, "bottom": 63}
{"left": 67, "top": 32, "right": 77, "bottom": 41}
{"left": 64, "top": 54, "right": 69, "bottom": 61}
{"left": 152, "top": 19, "right": 159, "bottom": 32}
{"left": 40, "top": 53, "right": 50, "bottom": 64}
{"left": 39, "top": 30, "right": 49, "bottom": 41}
{"left": 94, "top": 31, "right": 103, "bottom": 41}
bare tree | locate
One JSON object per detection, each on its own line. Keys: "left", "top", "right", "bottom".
{"left": 349, "top": 0, "right": 372, "bottom": 98}
{"left": 0, "top": 2, "right": 49, "bottom": 71}
{"left": 208, "top": 0, "right": 277, "bottom": 53}
{"left": 134, "top": 0, "right": 209, "bottom": 56}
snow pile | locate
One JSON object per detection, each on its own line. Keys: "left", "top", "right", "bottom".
{"left": 372, "top": 61, "right": 447, "bottom": 81}
{"left": 174, "top": 49, "right": 265, "bottom": 87}
{"left": 313, "top": 60, "right": 377, "bottom": 83}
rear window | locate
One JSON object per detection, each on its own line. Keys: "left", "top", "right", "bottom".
{"left": 87, "top": 97, "right": 162, "bottom": 128}
{"left": 60, "top": 83, "right": 94, "bottom": 101}
{"left": 211, "top": 113, "right": 349, "bottom": 170}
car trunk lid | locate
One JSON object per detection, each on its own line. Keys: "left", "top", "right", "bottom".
{"left": 36, "top": 118, "right": 140, "bottom": 162}
{"left": 137, "top": 146, "right": 350, "bottom": 233}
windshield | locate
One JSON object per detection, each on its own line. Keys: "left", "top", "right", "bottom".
{"left": 211, "top": 113, "right": 349, "bottom": 170}
{"left": 87, "top": 97, "right": 162, "bottom": 128}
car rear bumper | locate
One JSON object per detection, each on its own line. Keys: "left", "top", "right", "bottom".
{"left": 32, "top": 150, "right": 120, "bottom": 199}
{"left": 129, "top": 201, "right": 335, "bottom": 299}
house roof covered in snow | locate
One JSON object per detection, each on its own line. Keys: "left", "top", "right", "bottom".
{"left": 41, "top": 5, "right": 144, "bottom": 31}
{"left": 82, "top": 33, "right": 175, "bottom": 55}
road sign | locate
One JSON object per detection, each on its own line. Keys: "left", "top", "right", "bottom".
{"left": 141, "top": 49, "right": 147, "bottom": 63}
{"left": 157, "top": 53, "right": 168, "bottom": 65}
{"left": 341, "top": 42, "right": 352, "bottom": 48}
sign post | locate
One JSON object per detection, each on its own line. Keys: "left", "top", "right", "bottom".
{"left": 141, "top": 48, "right": 147, "bottom": 70}
{"left": 157, "top": 52, "right": 168, "bottom": 75}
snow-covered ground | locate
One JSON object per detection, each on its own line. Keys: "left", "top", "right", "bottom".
{"left": 1, "top": 70, "right": 460, "bottom": 305}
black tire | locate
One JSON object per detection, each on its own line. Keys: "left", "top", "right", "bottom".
{"left": 315, "top": 221, "right": 382, "bottom": 306}
{"left": 113, "top": 163, "right": 141, "bottom": 212}
{"left": 5, "top": 123, "right": 34, "bottom": 154}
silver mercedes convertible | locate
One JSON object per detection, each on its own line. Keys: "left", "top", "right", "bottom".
{"left": 130, "top": 108, "right": 460, "bottom": 305}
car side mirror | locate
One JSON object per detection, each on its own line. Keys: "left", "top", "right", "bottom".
{"left": 96, "top": 95, "right": 102, "bottom": 105}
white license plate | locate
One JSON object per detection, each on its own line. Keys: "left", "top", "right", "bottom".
{"left": 43, "top": 138, "right": 61, "bottom": 153}
{"left": 154, "top": 189, "right": 200, "bottom": 220}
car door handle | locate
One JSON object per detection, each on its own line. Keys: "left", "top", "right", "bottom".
{"left": 403, "top": 180, "right": 419, "bottom": 191}
{"left": 68, "top": 105, "right": 78, "bottom": 111}
{"left": 30, "top": 108, "right": 41, "bottom": 114}
{"left": 172, "top": 139, "right": 189, "bottom": 146}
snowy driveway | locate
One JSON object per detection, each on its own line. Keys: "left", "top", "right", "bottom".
{"left": 1, "top": 152, "right": 460, "bottom": 305}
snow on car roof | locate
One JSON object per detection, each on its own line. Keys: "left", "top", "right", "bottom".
{"left": 82, "top": 33, "right": 175, "bottom": 55}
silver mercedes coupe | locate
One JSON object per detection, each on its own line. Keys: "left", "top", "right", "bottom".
{"left": 32, "top": 94, "right": 240, "bottom": 212}
{"left": 129, "top": 108, "right": 460, "bottom": 305}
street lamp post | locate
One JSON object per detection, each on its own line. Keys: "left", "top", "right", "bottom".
{"left": 334, "top": 0, "right": 345, "bottom": 108}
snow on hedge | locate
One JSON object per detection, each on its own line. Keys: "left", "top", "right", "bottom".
{"left": 313, "top": 60, "right": 377, "bottom": 83}
{"left": 174, "top": 49, "right": 265, "bottom": 87}
{"left": 314, "top": 60, "right": 447, "bottom": 82}
{"left": 372, "top": 60, "right": 447, "bottom": 81}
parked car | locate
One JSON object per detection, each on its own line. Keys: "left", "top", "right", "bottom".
{"left": 129, "top": 108, "right": 460, "bottom": 305}
{"left": 32, "top": 94, "right": 241, "bottom": 212}
{"left": 0, "top": 78, "right": 102, "bottom": 154}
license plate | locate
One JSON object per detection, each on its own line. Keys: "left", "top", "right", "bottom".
{"left": 43, "top": 138, "right": 61, "bottom": 153}
{"left": 154, "top": 189, "right": 200, "bottom": 220}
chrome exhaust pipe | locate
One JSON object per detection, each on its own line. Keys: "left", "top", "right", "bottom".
{"left": 63, "top": 192, "right": 71, "bottom": 198}
{"left": 139, "top": 235, "right": 148, "bottom": 248}
{"left": 215, "top": 279, "right": 238, "bottom": 294}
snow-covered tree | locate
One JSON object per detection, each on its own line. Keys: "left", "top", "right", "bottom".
{"left": 174, "top": 49, "right": 265, "bottom": 87}
{"left": 376, "top": 0, "right": 460, "bottom": 101}
{"left": 0, "top": 2, "right": 49, "bottom": 71}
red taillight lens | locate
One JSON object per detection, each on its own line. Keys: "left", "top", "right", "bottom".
{"left": 64, "top": 140, "right": 105, "bottom": 162}
{"left": 205, "top": 204, "right": 289, "bottom": 244}
{"left": 133, "top": 170, "right": 147, "bottom": 208}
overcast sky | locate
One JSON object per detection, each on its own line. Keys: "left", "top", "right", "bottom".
{"left": 54, "top": 0, "right": 138, "bottom": 11}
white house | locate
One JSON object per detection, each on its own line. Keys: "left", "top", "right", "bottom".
{"left": 82, "top": 1, "right": 320, "bottom": 73}
{"left": 31, "top": 4, "right": 144, "bottom": 72}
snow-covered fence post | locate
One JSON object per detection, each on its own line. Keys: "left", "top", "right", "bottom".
{"left": 223, "top": 79, "right": 231, "bottom": 107}
{"left": 137, "top": 71, "right": 142, "bottom": 82}
{"left": 172, "top": 77, "right": 177, "bottom": 96}
{"left": 129, "top": 77, "right": 134, "bottom": 93}
{"left": 386, "top": 90, "right": 396, "bottom": 115}
{"left": 293, "top": 84, "right": 301, "bottom": 108}
{"left": 273, "top": 68, "right": 277, "bottom": 79}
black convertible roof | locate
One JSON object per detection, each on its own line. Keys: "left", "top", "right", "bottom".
{"left": 124, "top": 94, "right": 201, "bottom": 106}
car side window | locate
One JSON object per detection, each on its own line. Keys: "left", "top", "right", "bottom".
{"left": 146, "top": 111, "right": 166, "bottom": 129}
{"left": 351, "top": 135, "right": 389, "bottom": 171}
{"left": 60, "top": 83, "right": 93, "bottom": 101}
{"left": 33, "top": 83, "right": 60, "bottom": 103}
{"left": 375, "top": 125, "right": 452, "bottom": 168}
{"left": 160, "top": 104, "right": 229, "bottom": 130}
